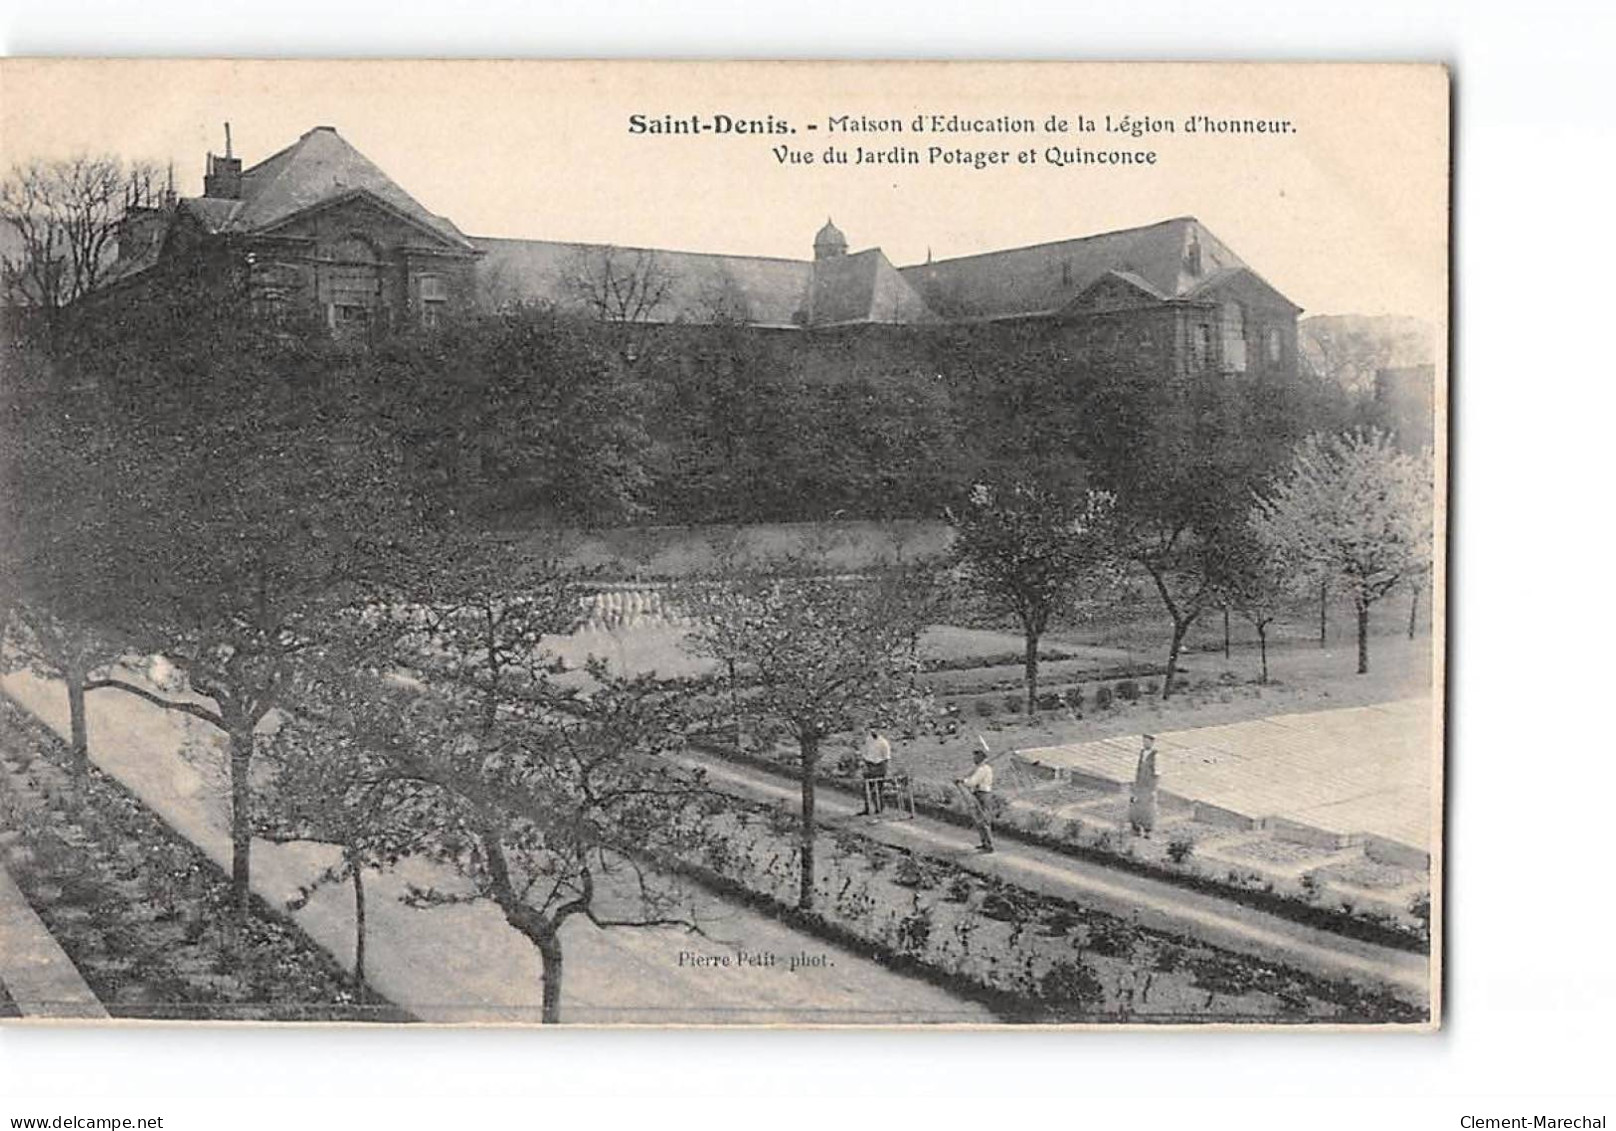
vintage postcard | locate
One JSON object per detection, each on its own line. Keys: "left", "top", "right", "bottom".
{"left": 0, "top": 60, "right": 1447, "bottom": 1027}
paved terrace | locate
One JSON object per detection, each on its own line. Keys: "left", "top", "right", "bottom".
{"left": 1018, "top": 699, "right": 1438, "bottom": 855}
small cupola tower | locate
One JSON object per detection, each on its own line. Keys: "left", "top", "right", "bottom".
{"left": 813, "top": 217, "right": 847, "bottom": 261}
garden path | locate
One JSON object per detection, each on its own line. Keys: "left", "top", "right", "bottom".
{"left": 681, "top": 750, "right": 1432, "bottom": 1007}
{"left": 0, "top": 671, "right": 989, "bottom": 1025}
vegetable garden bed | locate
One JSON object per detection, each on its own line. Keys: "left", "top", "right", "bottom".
{"left": 0, "top": 697, "right": 412, "bottom": 1023}
{"left": 662, "top": 794, "right": 1425, "bottom": 1023}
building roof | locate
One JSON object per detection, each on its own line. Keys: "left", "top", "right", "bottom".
{"left": 182, "top": 127, "right": 475, "bottom": 251}
{"left": 807, "top": 247, "right": 936, "bottom": 327}
{"left": 474, "top": 237, "right": 815, "bottom": 328}
{"left": 897, "top": 217, "right": 1248, "bottom": 321}
{"left": 93, "top": 124, "right": 1297, "bottom": 329}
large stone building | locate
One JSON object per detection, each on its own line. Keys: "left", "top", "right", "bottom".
{"left": 98, "top": 126, "right": 1300, "bottom": 377}
{"left": 101, "top": 126, "right": 482, "bottom": 336}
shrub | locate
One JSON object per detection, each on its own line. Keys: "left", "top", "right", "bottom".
{"left": 980, "top": 891, "right": 1023, "bottom": 922}
{"left": 1021, "top": 808, "right": 1053, "bottom": 835}
{"left": 1039, "top": 958, "right": 1104, "bottom": 1006}
{"left": 1040, "top": 908, "right": 1079, "bottom": 937}
{"left": 1151, "top": 943, "right": 1184, "bottom": 974}
{"left": 1004, "top": 694, "right": 1023, "bottom": 714}
{"left": 1067, "top": 687, "right": 1085, "bottom": 713}
{"left": 703, "top": 838, "right": 736, "bottom": 874}
{"left": 1117, "top": 679, "right": 1139, "bottom": 702}
{"left": 1142, "top": 680, "right": 1158, "bottom": 695}
{"left": 891, "top": 856, "right": 936, "bottom": 890}
{"left": 1299, "top": 870, "right": 1322, "bottom": 900}
{"left": 1035, "top": 692, "right": 1064, "bottom": 712}
{"left": 1166, "top": 835, "right": 1195, "bottom": 864}
{"left": 1084, "top": 917, "right": 1136, "bottom": 958}
{"left": 1093, "top": 685, "right": 1114, "bottom": 710}
{"left": 1409, "top": 891, "right": 1432, "bottom": 928}
{"left": 895, "top": 909, "right": 934, "bottom": 952}
{"left": 973, "top": 698, "right": 996, "bottom": 718}
{"left": 943, "top": 874, "right": 975, "bottom": 903}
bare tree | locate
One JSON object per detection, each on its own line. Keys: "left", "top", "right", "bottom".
{"left": 1124, "top": 519, "right": 1227, "bottom": 700}
{"left": 0, "top": 155, "right": 159, "bottom": 342}
{"left": 560, "top": 244, "right": 673, "bottom": 326}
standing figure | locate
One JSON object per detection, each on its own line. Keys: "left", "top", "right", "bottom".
{"left": 956, "top": 747, "right": 996, "bottom": 853}
{"left": 1129, "top": 734, "right": 1159, "bottom": 837}
{"left": 859, "top": 729, "right": 892, "bottom": 815}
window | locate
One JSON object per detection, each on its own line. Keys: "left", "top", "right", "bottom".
{"left": 1192, "top": 323, "right": 1213, "bottom": 372}
{"left": 1266, "top": 327, "right": 1283, "bottom": 364}
{"left": 1220, "top": 302, "right": 1247, "bottom": 373}
{"left": 419, "top": 275, "right": 448, "bottom": 328}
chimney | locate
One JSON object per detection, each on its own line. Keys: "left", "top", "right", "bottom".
{"left": 203, "top": 122, "right": 242, "bottom": 199}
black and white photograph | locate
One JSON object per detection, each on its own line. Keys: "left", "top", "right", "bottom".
{"left": 0, "top": 60, "right": 1447, "bottom": 1029}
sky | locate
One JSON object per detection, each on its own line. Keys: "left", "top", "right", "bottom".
{"left": 1, "top": 60, "right": 1449, "bottom": 324}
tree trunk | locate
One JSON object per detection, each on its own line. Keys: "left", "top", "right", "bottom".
{"left": 798, "top": 732, "right": 820, "bottom": 911}
{"left": 1356, "top": 600, "right": 1371, "bottom": 675}
{"left": 349, "top": 852, "right": 367, "bottom": 995}
{"left": 1023, "top": 629, "right": 1041, "bottom": 714}
{"left": 1258, "top": 624, "right": 1269, "bottom": 685}
{"left": 536, "top": 928, "right": 564, "bottom": 1024}
{"left": 1408, "top": 582, "right": 1421, "bottom": 640}
{"left": 228, "top": 725, "right": 255, "bottom": 916}
{"left": 728, "top": 657, "right": 742, "bottom": 753}
{"left": 1222, "top": 606, "right": 1231, "bottom": 659}
{"left": 64, "top": 662, "right": 89, "bottom": 783}
{"left": 1161, "top": 620, "right": 1191, "bottom": 701}
{"left": 1319, "top": 580, "right": 1329, "bottom": 648}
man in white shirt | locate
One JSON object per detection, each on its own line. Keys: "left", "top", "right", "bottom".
{"left": 860, "top": 729, "right": 893, "bottom": 815}
{"left": 956, "top": 748, "right": 996, "bottom": 852}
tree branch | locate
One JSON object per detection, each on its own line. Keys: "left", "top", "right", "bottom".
{"left": 83, "top": 677, "right": 226, "bottom": 729}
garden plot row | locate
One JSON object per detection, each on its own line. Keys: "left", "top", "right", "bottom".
{"left": 662, "top": 794, "right": 1424, "bottom": 1023}
{"left": 0, "top": 699, "right": 410, "bottom": 1022}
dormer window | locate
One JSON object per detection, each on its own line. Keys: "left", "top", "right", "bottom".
{"left": 1184, "top": 233, "right": 1203, "bottom": 276}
